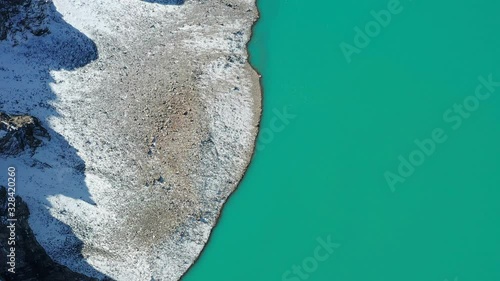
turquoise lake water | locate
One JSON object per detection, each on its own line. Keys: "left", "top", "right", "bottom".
{"left": 182, "top": 0, "right": 500, "bottom": 280}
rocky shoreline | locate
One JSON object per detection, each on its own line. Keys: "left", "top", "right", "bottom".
{"left": 0, "top": 0, "right": 261, "bottom": 280}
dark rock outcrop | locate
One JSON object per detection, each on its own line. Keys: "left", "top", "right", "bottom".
{"left": 0, "top": 112, "right": 50, "bottom": 155}
{"left": 0, "top": 187, "right": 99, "bottom": 281}
{"left": 0, "top": 0, "right": 51, "bottom": 41}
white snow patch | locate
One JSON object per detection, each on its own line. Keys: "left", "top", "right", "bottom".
{"left": 0, "top": 0, "right": 260, "bottom": 280}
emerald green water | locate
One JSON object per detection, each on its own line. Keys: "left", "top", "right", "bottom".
{"left": 183, "top": 1, "right": 500, "bottom": 280}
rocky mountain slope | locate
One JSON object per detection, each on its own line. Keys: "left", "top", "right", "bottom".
{"left": 0, "top": 0, "right": 50, "bottom": 41}
{"left": 0, "top": 0, "right": 261, "bottom": 280}
{"left": 0, "top": 186, "right": 102, "bottom": 281}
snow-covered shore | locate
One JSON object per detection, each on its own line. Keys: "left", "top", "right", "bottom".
{"left": 0, "top": 0, "right": 261, "bottom": 280}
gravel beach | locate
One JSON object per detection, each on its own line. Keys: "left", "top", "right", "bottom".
{"left": 0, "top": 0, "right": 261, "bottom": 280}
